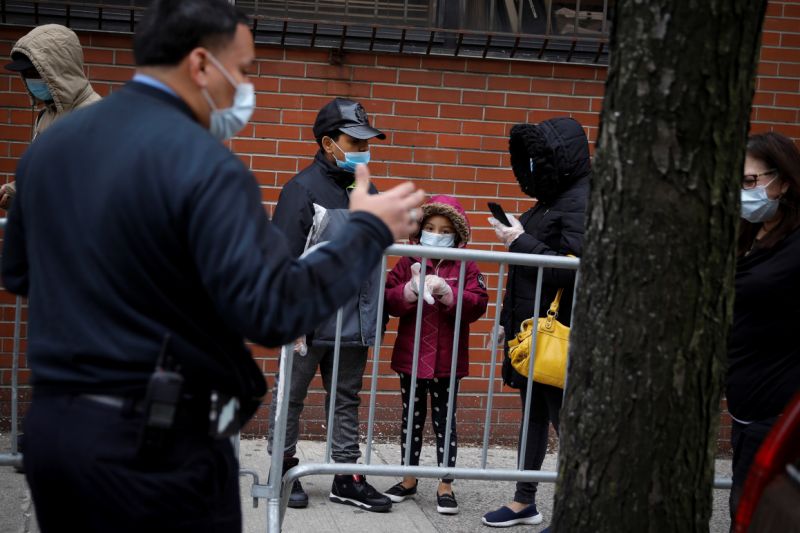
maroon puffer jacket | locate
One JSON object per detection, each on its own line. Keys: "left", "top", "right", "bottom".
{"left": 386, "top": 256, "right": 488, "bottom": 379}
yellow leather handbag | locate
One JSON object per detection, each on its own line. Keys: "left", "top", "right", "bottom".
{"left": 507, "top": 288, "right": 569, "bottom": 389}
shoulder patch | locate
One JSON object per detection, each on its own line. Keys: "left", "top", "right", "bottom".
{"left": 477, "top": 273, "right": 486, "bottom": 289}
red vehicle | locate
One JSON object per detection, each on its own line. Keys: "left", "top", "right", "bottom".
{"left": 733, "top": 392, "right": 800, "bottom": 533}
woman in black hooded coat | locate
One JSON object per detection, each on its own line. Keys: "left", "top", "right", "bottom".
{"left": 482, "top": 117, "right": 590, "bottom": 528}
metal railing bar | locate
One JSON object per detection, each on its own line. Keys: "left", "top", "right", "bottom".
{"left": 481, "top": 262, "right": 506, "bottom": 469}
{"left": 266, "top": 343, "right": 295, "bottom": 530}
{"left": 324, "top": 308, "right": 345, "bottom": 463}
{"left": 364, "top": 255, "right": 388, "bottom": 465}
{"left": 385, "top": 244, "right": 579, "bottom": 270}
{"left": 442, "top": 260, "right": 466, "bottom": 472}
{"left": 518, "top": 266, "right": 544, "bottom": 469}
{"left": 403, "top": 259, "right": 426, "bottom": 468}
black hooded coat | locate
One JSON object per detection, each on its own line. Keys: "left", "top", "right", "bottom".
{"left": 500, "top": 117, "right": 591, "bottom": 388}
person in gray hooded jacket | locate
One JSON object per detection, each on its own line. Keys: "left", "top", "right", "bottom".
{"left": 267, "top": 97, "right": 392, "bottom": 513}
{"left": 2, "top": 24, "right": 101, "bottom": 209}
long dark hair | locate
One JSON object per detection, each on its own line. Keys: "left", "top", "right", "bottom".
{"left": 738, "top": 132, "right": 800, "bottom": 256}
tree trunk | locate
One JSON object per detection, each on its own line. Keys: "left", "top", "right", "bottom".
{"left": 553, "top": 1, "right": 768, "bottom": 531}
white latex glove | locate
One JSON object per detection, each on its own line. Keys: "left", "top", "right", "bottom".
{"left": 488, "top": 214, "right": 524, "bottom": 247}
{"left": 293, "top": 336, "right": 308, "bottom": 356}
{"left": 497, "top": 325, "right": 505, "bottom": 345}
{"left": 404, "top": 263, "right": 434, "bottom": 304}
{"left": 425, "top": 275, "right": 454, "bottom": 307}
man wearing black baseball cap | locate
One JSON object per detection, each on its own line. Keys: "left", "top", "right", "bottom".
{"left": 1, "top": 24, "right": 100, "bottom": 209}
{"left": 268, "top": 98, "right": 392, "bottom": 512}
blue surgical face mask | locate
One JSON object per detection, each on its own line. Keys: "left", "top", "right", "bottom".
{"left": 202, "top": 53, "right": 255, "bottom": 141}
{"left": 741, "top": 177, "right": 780, "bottom": 223}
{"left": 25, "top": 78, "right": 52, "bottom": 102}
{"left": 331, "top": 139, "right": 370, "bottom": 172}
{"left": 420, "top": 230, "right": 455, "bottom": 248}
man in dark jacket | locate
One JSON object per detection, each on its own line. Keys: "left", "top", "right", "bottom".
{"left": 482, "top": 117, "right": 590, "bottom": 528}
{"left": 267, "top": 98, "right": 392, "bottom": 512}
{"left": 1, "top": 2, "right": 422, "bottom": 531}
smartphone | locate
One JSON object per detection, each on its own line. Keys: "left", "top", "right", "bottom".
{"left": 488, "top": 202, "right": 511, "bottom": 226}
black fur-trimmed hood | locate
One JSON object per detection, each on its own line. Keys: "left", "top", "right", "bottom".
{"left": 509, "top": 117, "right": 591, "bottom": 204}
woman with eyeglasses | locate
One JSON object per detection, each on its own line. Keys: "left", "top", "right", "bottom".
{"left": 727, "top": 131, "right": 800, "bottom": 521}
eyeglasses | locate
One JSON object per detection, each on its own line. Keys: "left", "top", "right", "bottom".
{"left": 741, "top": 169, "right": 777, "bottom": 190}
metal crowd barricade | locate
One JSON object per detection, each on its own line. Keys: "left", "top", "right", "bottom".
{"left": 254, "top": 243, "right": 731, "bottom": 532}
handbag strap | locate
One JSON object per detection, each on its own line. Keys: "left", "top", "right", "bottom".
{"left": 548, "top": 288, "right": 564, "bottom": 317}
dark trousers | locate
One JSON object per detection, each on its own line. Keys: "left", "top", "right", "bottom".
{"left": 398, "top": 373, "right": 460, "bottom": 482}
{"left": 729, "top": 416, "right": 777, "bottom": 522}
{"left": 268, "top": 345, "right": 368, "bottom": 463}
{"left": 23, "top": 394, "right": 240, "bottom": 533}
{"left": 514, "top": 382, "right": 562, "bottom": 504}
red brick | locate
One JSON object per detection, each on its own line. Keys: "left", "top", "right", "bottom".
{"left": 252, "top": 156, "right": 299, "bottom": 172}
{"left": 89, "top": 33, "right": 132, "bottom": 49}
{"left": 280, "top": 78, "right": 326, "bottom": 94}
{"left": 393, "top": 131, "right": 437, "bottom": 147}
{"left": 778, "top": 62, "right": 800, "bottom": 77}
{"left": 438, "top": 134, "right": 482, "bottom": 150}
{"left": 462, "top": 91, "right": 505, "bottom": 106}
{"left": 83, "top": 48, "right": 114, "bottom": 64}
{"left": 487, "top": 76, "right": 531, "bottom": 92}
{"left": 758, "top": 77, "right": 800, "bottom": 92}
{"left": 114, "top": 50, "right": 135, "bottom": 66}
{"left": 552, "top": 64, "right": 600, "bottom": 80}
{"left": 352, "top": 67, "right": 397, "bottom": 83}
{"left": 230, "top": 139, "right": 278, "bottom": 155}
{"left": 252, "top": 77, "right": 279, "bottom": 92}
{"left": 341, "top": 52, "right": 376, "bottom": 66}
{"left": 89, "top": 65, "right": 134, "bottom": 82}
{"left": 0, "top": 125, "right": 33, "bottom": 141}
{"left": 285, "top": 49, "right": 330, "bottom": 63}
{"left": 433, "top": 164, "right": 474, "bottom": 181}
{"left": 417, "top": 118, "right": 462, "bottom": 134}
{"left": 306, "top": 64, "right": 353, "bottom": 80}
{"left": 389, "top": 163, "right": 432, "bottom": 179}
{"left": 259, "top": 60, "right": 305, "bottom": 77}
{"left": 573, "top": 81, "right": 606, "bottom": 97}
{"left": 275, "top": 140, "right": 318, "bottom": 157}
{"left": 463, "top": 121, "right": 509, "bottom": 136}
{"left": 373, "top": 115, "right": 418, "bottom": 131}
{"left": 756, "top": 106, "right": 797, "bottom": 123}
{"left": 372, "top": 84, "right": 417, "bottom": 100}
{"left": 251, "top": 108, "right": 282, "bottom": 123}
{"left": 509, "top": 62, "right": 554, "bottom": 77}
{"left": 281, "top": 110, "right": 318, "bottom": 125}
{"left": 439, "top": 104, "right": 483, "bottom": 120}
{"left": 395, "top": 101, "right": 437, "bottom": 117}
{"left": 481, "top": 136, "right": 509, "bottom": 152}
{"left": 775, "top": 93, "right": 800, "bottom": 108}
{"left": 413, "top": 148, "right": 458, "bottom": 165}
{"left": 258, "top": 94, "right": 302, "bottom": 110}
{"left": 466, "top": 59, "right": 509, "bottom": 74}
{"left": 420, "top": 57, "right": 466, "bottom": 72}
{"left": 254, "top": 124, "right": 302, "bottom": 140}
{"left": 419, "top": 87, "right": 461, "bottom": 103}
{"left": 370, "top": 146, "right": 413, "bottom": 162}
{"left": 757, "top": 62, "right": 780, "bottom": 76}
{"left": 398, "top": 70, "right": 443, "bottom": 86}
{"left": 784, "top": 4, "right": 800, "bottom": 18}
{"left": 355, "top": 99, "right": 394, "bottom": 115}
{"left": 764, "top": 17, "right": 800, "bottom": 32}
{"left": 484, "top": 107, "right": 527, "bottom": 122}
{"left": 458, "top": 151, "right": 502, "bottom": 167}
{"left": 762, "top": 31, "right": 781, "bottom": 47}
{"left": 325, "top": 81, "right": 371, "bottom": 97}
{"left": 549, "top": 96, "right": 592, "bottom": 112}
{"left": 443, "top": 73, "right": 487, "bottom": 90}
{"left": 760, "top": 46, "right": 800, "bottom": 63}
{"left": 377, "top": 55, "right": 422, "bottom": 68}
{"left": 506, "top": 93, "right": 549, "bottom": 108}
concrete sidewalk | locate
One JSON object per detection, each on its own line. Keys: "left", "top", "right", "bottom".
{"left": 1, "top": 436, "right": 732, "bottom": 533}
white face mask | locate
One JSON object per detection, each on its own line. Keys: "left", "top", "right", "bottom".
{"left": 202, "top": 53, "right": 254, "bottom": 141}
{"left": 419, "top": 230, "right": 455, "bottom": 248}
{"left": 741, "top": 176, "right": 780, "bottom": 223}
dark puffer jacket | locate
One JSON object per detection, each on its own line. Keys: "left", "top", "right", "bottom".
{"left": 500, "top": 117, "right": 591, "bottom": 388}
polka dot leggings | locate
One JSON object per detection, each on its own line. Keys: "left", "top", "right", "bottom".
{"left": 398, "top": 373, "right": 460, "bottom": 482}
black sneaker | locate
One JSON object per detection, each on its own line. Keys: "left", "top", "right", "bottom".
{"left": 436, "top": 491, "right": 459, "bottom": 515}
{"left": 288, "top": 479, "right": 308, "bottom": 509}
{"left": 329, "top": 474, "right": 392, "bottom": 512}
{"left": 383, "top": 480, "right": 418, "bottom": 503}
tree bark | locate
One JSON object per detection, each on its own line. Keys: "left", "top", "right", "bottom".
{"left": 553, "top": 1, "right": 768, "bottom": 531}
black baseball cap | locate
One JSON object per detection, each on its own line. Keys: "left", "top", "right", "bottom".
{"left": 5, "top": 52, "right": 34, "bottom": 72}
{"left": 313, "top": 98, "right": 386, "bottom": 141}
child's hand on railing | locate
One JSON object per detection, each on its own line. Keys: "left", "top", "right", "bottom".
{"left": 405, "top": 263, "right": 434, "bottom": 304}
{"left": 425, "top": 275, "right": 453, "bottom": 307}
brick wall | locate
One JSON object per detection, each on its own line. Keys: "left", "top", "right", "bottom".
{"left": 0, "top": 0, "right": 798, "bottom": 452}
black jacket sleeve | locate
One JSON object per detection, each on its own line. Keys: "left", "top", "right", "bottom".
{"left": 271, "top": 179, "right": 314, "bottom": 259}
{"left": 2, "top": 156, "right": 29, "bottom": 295}
{"left": 186, "top": 158, "right": 392, "bottom": 348}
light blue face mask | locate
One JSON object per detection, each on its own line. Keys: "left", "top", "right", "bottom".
{"left": 741, "top": 177, "right": 780, "bottom": 223}
{"left": 420, "top": 230, "right": 455, "bottom": 248}
{"left": 25, "top": 78, "right": 52, "bottom": 102}
{"left": 331, "top": 139, "right": 370, "bottom": 172}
